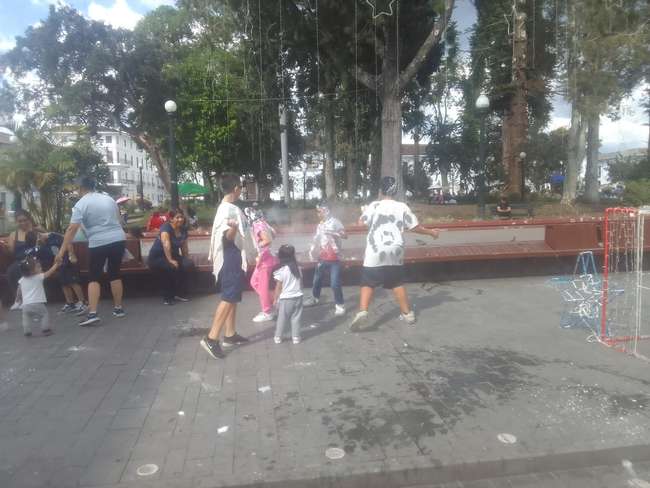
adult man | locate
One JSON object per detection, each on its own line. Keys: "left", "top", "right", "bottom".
{"left": 349, "top": 176, "right": 440, "bottom": 331}
{"left": 56, "top": 177, "right": 126, "bottom": 326}
{"left": 200, "top": 173, "right": 252, "bottom": 359}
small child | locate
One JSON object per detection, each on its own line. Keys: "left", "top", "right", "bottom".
{"left": 17, "top": 256, "right": 60, "bottom": 337}
{"left": 303, "top": 203, "right": 347, "bottom": 316}
{"left": 44, "top": 232, "right": 86, "bottom": 315}
{"left": 273, "top": 245, "right": 303, "bottom": 345}
{"left": 246, "top": 207, "right": 279, "bottom": 323}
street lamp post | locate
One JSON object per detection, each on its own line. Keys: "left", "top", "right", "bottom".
{"left": 164, "top": 100, "right": 178, "bottom": 209}
{"left": 138, "top": 161, "right": 144, "bottom": 210}
{"left": 7, "top": 134, "right": 22, "bottom": 211}
{"left": 519, "top": 151, "right": 527, "bottom": 199}
{"left": 475, "top": 93, "right": 490, "bottom": 219}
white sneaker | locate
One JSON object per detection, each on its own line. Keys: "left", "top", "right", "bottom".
{"left": 303, "top": 296, "right": 319, "bottom": 307}
{"left": 349, "top": 311, "right": 370, "bottom": 332}
{"left": 400, "top": 311, "right": 416, "bottom": 325}
{"left": 273, "top": 336, "right": 282, "bottom": 344}
{"left": 253, "top": 312, "right": 275, "bottom": 323}
{"left": 10, "top": 301, "right": 22, "bottom": 311}
{"left": 334, "top": 304, "right": 346, "bottom": 316}
{"left": 292, "top": 337, "right": 301, "bottom": 345}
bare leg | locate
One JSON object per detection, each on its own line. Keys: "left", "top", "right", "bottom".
{"left": 208, "top": 301, "right": 234, "bottom": 340}
{"left": 71, "top": 283, "right": 85, "bottom": 303}
{"left": 110, "top": 279, "right": 123, "bottom": 308}
{"left": 88, "top": 282, "right": 101, "bottom": 313}
{"left": 62, "top": 286, "right": 74, "bottom": 304}
{"left": 224, "top": 304, "right": 237, "bottom": 338}
{"left": 359, "top": 286, "right": 374, "bottom": 312}
{"left": 392, "top": 286, "right": 411, "bottom": 314}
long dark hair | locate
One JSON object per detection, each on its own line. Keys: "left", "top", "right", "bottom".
{"left": 277, "top": 244, "right": 300, "bottom": 279}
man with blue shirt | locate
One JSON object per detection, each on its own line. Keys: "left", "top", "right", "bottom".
{"left": 56, "top": 177, "right": 126, "bottom": 326}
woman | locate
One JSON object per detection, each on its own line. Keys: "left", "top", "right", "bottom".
{"left": 147, "top": 209, "right": 195, "bottom": 305}
{"left": 496, "top": 196, "right": 512, "bottom": 219}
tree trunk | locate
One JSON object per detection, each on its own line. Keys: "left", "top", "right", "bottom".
{"left": 584, "top": 110, "right": 600, "bottom": 203}
{"left": 563, "top": 103, "right": 586, "bottom": 204}
{"left": 413, "top": 131, "right": 426, "bottom": 198}
{"left": 440, "top": 164, "right": 449, "bottom": 191}
{"left": 131, "top": 132, "right": 171, "bottom": 192}
{"left": 346, "top": 157, "right": 358, "bottom": 200}
{"left": 324, "top": 104, "right": 336, "bottom": 200}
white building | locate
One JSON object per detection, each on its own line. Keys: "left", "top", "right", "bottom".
{"left": 55, "top": 129, "right": 168, "bottom": 205}
{"left": 0, "top": 127, "right": 18, "bottom": 233}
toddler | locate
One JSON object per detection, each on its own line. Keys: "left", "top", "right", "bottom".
{"left": 273, "top": 245, "right": 303, "bottom": 344}
{"left": 17, "top": 256, "right": 60, "bottom": 337}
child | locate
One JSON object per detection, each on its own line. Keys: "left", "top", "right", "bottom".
{"left": 349, "top": 176, "right": 440, "bottom": 331}
{"left": 246, "top": 207, "right": 279, "bottom": 323}
{"left": 273, "top": 245, "right": 303, "bottom": 344}
{"left": 200, "top": 173, "right": 253, "bottom": 359}
{"left": 17, "top": 256, "right": 60, "bottom": 337}
{"left": 303, "top": 203, "right": 347, "bottom": 316}
{"left": 41, "top": 232, "right": 86, "bottom": 315}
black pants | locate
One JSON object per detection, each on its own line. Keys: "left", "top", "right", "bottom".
{"left": 148, "top": 256, "right": 195, "bottom": 301}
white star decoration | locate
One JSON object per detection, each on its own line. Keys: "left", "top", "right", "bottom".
{"left": 364, "top": 0, "right": 398, "bottom": 19}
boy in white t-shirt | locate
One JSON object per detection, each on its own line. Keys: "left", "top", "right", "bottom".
{"left": 17, "top": 256, "right": 60, "bottom": 337}
{"left": 273, "top": 245, "right": 303, "bottom": 344}
{"left": 350, "top": 176, "right": 440, "bottom": 331}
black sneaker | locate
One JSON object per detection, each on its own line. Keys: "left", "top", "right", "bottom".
{"left": 112, "top": 308, "right": 126, "bottom": 318}
{"left": 79, "top": 313, "right": 101, "bottom": 327}
{"left": 42, "top": 329, "right": 53, "bottom": 336}
{"left": 59, "top": 303, "right": 75, "bottom": 314}
{"left": 24, "top": 332, "right": 32, "bottom": 337}
{"left": 222, "top": 333, "right": 249, "bottom": 348}
{"left": 200, "top": 336, "right": 225, "bottom": 359}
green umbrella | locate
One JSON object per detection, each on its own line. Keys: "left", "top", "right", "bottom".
{"left": 178, "top": 182, "right": 208, "bottom": 197}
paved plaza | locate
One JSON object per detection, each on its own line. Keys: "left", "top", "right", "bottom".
{"left": 1, "top": 276, "right": 650, "bottom": 487}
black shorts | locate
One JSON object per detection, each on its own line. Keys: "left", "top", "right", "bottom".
{"left": 217, "top": 267, "right": 245, "bottom": 303}
{"left": 361, "top": 265, "right": 405, "bottom": 290}
{"left": 59, "top": 263, "right": 81, "bottom": 286}
{"left": 88, "top": 241, "right": 125, "bottom": 282}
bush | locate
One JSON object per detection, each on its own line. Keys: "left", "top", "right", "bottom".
{"left": 622, "top": 179, "right": 650, "bottom": 206}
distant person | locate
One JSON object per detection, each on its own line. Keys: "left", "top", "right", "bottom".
{"left": 496, "top": 196, "right": 512, "bottom": 219}
{"left": 349, "top": 176, "right": 440, "bottom": 331}
{"left": 273, "top": 244, "right": 303, "bottom": 344}
{"left": 56, "top": 177, "right": 127, "bottom": 326}
{"left": 200, "top": 173, "right": 253, "bottom": 359}
{"left": 146, "top": 211, "right": 166, "bottom": 232}
{"left": 303, "top": 203, "right": 347, "bottom": 316}
{"left": 246, "top": 207, "right": 278, "bottom": 323}
{"left": 147, "top": 209, "right": 194, "bottom": 305}
{"left": 17, "top": 256, "right": 60, "bottom": 337}
{"left": 186, "top": 206, "right": 198, "bottom": 229}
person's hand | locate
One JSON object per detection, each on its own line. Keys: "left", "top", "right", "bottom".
{"left": 430, "top": 229, "right": 440, "bottom": 239}
{"left": 69, "top": 254, "right": 78, "bottom": 264}
{"left": 227, "top": 218, "right": 239, "bottom": 228}
{"left": 169, "top": 259, "right": 179, "bottom": 269}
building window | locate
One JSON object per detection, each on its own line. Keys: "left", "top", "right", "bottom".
{"left": 105, "top": 135, "right": 112, "bottom": 144}
{"left": 123, "top": 139, "right": 127, "bottom": 147}
{"left": 130, "top": 155, "right": 134, "bottom": 166}
{"left": 106, "top": 151, "right": 113, "bottom": 163}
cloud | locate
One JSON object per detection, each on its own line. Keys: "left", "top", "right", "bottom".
{"left": 138, "top": 0, "right": 176, "bottom": 7}
{"left": 29, "top": 0, "right": 69, "bottom": 6}
{"left": 0, "top": 35, "right": 16, "bottom": 53}
{"left": 88, "top": 0, "right": 143, "bottom": 30}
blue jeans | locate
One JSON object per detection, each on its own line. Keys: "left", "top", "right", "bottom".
{"left": 312, "top": 260, "right": 344, "bottom": 305}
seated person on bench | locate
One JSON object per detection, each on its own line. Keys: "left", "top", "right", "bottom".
{"left": 496, "top": 196, "right": 512, "bottom": 219}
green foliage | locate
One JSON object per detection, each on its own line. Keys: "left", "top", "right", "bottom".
{"left": 623, "top": 179, "right": 650, "bottom": 206}
{"left": 525, "top": 128, "right": 569, "bottom": 191}
{"left": 608, "top": 156, "right": 650, "bottom": 183}
{"left": 0, "top": 129, "right": 108, "bottom": 231}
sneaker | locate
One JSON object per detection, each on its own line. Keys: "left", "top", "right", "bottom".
{"left": 400, "top": 311, "right": 416, "bottom": 325}
{"left": 163, "top": 299, "right": 175, "bottom": 306}
{"left": 252, "top": 312, "right": 275, "bottom": 323}
{"left": 273, "top": 336, "right": 282, "bottom": 344}
{"left": 334, "top": 304, "right": 346, "bottom": 317}
{"left": 59, "top": 303, "right": 76, "bottom": 314}
{"left": 112, "top": 308, "right": 126, "bottom": 318}
{"left": 200, "top": 336, "right": 225, "bottom": 359}
{"left": 292, "top": 337, "right": 301, "bottom": 345}
{"left": 222, "top": 333, "right": 249, "bottom": 348}
{"left": 10, "top": 301, "right": 22, "bottom": 311}
{"left": 174, "top": 296, "right": 190, "bottom": 302}
{"left": 79, "top": 313, "right": 101, "bottom": 327}
{"left": 303, "top": 296, "right": 320, "bottom": 307}
{"left": 349, "top": 311, "right": 370, "bottom": 332}
{"left": 74, "top": 304, "right": 88, "bottom": 316}
{"left": 42, "top": 329, "right": 53, "bottom": 336}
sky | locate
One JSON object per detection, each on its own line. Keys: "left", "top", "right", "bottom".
{"left": 0, "top": 0, "right": 647, "bottom": 154}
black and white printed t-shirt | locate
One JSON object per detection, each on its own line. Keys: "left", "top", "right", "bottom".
{"left": 360, "top": 199, "right": 418, "bottom": 267}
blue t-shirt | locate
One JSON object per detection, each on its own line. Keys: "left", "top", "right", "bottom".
{"left": 70, "top": 192, "right": 126, "bottom": 248}
{"left": 149, "top": 222, "right": 187, "bottom": 260}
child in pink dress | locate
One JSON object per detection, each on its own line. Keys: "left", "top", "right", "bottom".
{"left": 246, "top": 208, "right": 279, "bottom": 323}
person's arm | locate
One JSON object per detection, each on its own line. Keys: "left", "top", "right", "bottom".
{"left": 224, "top": 219, "right": 238, "bottom": 241}
{"left": 7, "top": 232, "right": 15, "bottom": 254}
{"left": 67, "top": 242, "right": 78, "bottom": 264}
{"left": 411, "top": 225, "right": 440, "bottom": 239}
{"left": 43, "top": 261, "right": 61, "bottom": 279}
{"left": 258, "top": 230, "right": 272, "bottom": 248}
{"left": 181, "top": 238, "right": 189, "bottom": 259}
{"left": 273, "top": 280, "right": 282, "bottom": 305}
{"left": 55, "top": 223, "right": 82, "bottom": 264}
{"left": 160, "top": 231, "right": 178, "bottom": 268}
